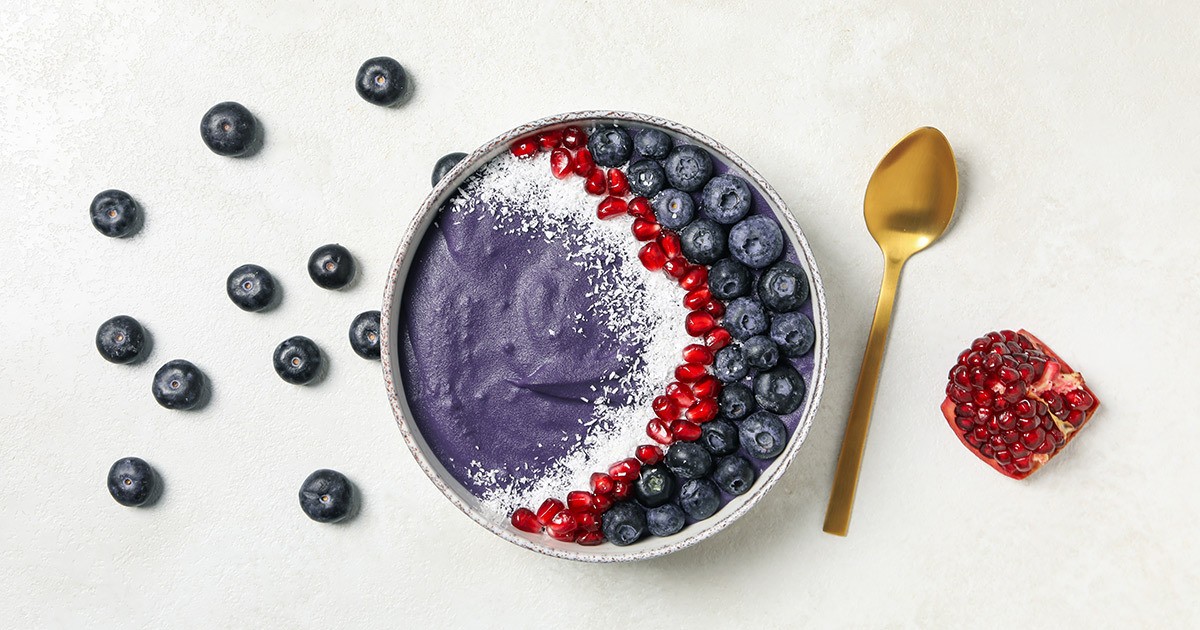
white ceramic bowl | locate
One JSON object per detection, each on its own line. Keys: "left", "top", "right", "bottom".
{"left": 381, "top": 111, "right": 829, "bottom": 562}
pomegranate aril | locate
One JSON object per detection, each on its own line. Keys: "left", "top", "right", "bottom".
{"left": 536, "top": 129, "right": 563, "bottom": 150}
{"left": 947, "top": 384, "right": 972, "bottom": 404}
{"left": 610, "top": 481, "right": 630, "bottom": 500}
{"left": 954, "top": 402, "right": 975, "bottom": 417}
{"left": 510, "top": 137, "right": 539, "bottom": 158}
{"left": 686, "top": 398, "right": 719, "bottom": 423}
{"left": 682, "top": 344, "right": 714, "bottom": 365}
{"left": 684, "top": 288, "right": 712, "bottom": 310}
{"left": 1022, "top": 428, "right": 1046, "bottom": 449}
{"left": 573, "top": 147, "right": 594, "bottom": 175}
{"left": 1035, "top": 440, "right": 1056, "bottom": 454}
{"left": 576, "top": 530, "right": 604, "bottom": 545}
{"left": 704, "top": 300, "right": 726, "bottom": 318}
{"left": 670, "top": 420, "right": 702, "bottom": 442}
{"left": 646, "top": 418, "right": 673, "bottom": 444}
{"left": 632, "top": 219, "right": 661, "bottom": 241}
{"left": 685, "top": 311, "right": 717, "bottom": 336}
{"left": 1003, "top": 381, "right": 1026, "bottom": 403}
{"left": 971, "top": 337, "right": 990, "bottom": 351}
{"left": 590, "top": 472, "right": 614, "bottom": 495}
{"left": 636, "top": 444, "right": 664, "bottom": 465}
{"left": 705, "top": 328, "right": 732, "bottom": 350}
{"left": 561, "top": 126, "right": 587, "bottom": 149}
{"left": 510, "top": 507, "right": 542, "bottom": 533}
{"left": 691, "top": 375, "right": 720, "bottom": 398}
{"left": 550, "top": 149, "right": 572, "bottom": 179}
{"left": 663, "top": 259, "right": 690, "bottom": 279}
{"left": 608, "top": 458, "right": 641, "bottom": 482}
{"left": 1064, "top": 389, "right": 1094, "bottom": 411}
{"left": 536, "top": 498, "right": 564, "bottom": 525}
{"left": 628, "top": 196, "right": 654, "bottom": 219}
{"left": 997, "top": 411, "right": 1017, "bottom": 431}
{"left": 652, "top": 395, "right": 680, "bottom": 421}
{"left": 1013, "top": 456, "right": 1033, "bottom": 473}
{"left": 592, "top": 494, "right": 613, "bottom": 512}
{"left": 955, "top": 416, "right": 974, "bottom": 431}
{"left": 675, "top": 363, "right": 707, "bottom": 382}
{"left": 548, "top": 529, "right": 576, "bottom": 542}
{"left": 597, "top": 196, "right": 628, "bottom": 219}
{"left": 638, "top": 242, "right": 668, "bottom": 271}
{"left": 574, "top": 511, "right": 600, "bottom": 532}
{"left": 566, "top": 490, "right": 595, "bottom": 513}
{"left": 972, "top": 389, "right": 992, "bottom": 407}
{"left": 606, "top": 169, "right": 630, "bottom": 196}
{"left": 547, "top": 510, "right": 577, "bottom": 537}
{"left": 679, "top": 266, "right": 708, "bottom": 291}
{"left": 584, "top": 168, "right": 607, "bottom": 195}
{"left": 659, "top": 232, "right": 682, "bottom": 259}
{"left": 1065, "top": 409, "right": 1086, "bottom": 428}
{"left": 665, "top": 381, "right": 695, "bottom": 407}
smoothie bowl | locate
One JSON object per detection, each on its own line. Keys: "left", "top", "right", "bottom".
{"left": 381, "top": 111, "right": 828, "bottom": 561}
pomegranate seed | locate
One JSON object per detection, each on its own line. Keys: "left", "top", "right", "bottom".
{"left": 566, "top": 490, "right": 595, "bottom": 512}
{"left": 592, "top": 494, "right": 613, "bottom": 512}
{"left": 705, "top": 300, "right": 726, "bottom": 318}
{"left": 510, "top": 137, "right": 539, "bottom": 158}
{"left": 638, "top": 242, "right": 668, "bottom": 271}
{"left": 573, "top": 147, "right": 594, "bottom": 175}
{"left": 1064, "top": 389, "right": 1094, "bottom": 411}
{"left": 997, "top": 411, "right": 1017, "bottom": 431}
{"left": 1065, "top": 409, "right": 1086, "bottom": 428}
{"left": 574, "top": 511, "right": 600, "bottom": 532}
{"left": 679, "top": 266, "right": 708, "bottom": 291}
{"left": 547, "top": 510, "right": 577, "bottom": 537}
{"left": 608, "top": 458, "right": 641, "bottom": 482}
{"left": 691, "top": 375, "right": 721, "bottom": 398}
{"left": 686, "top": 398, "right": 719, "bottom": 423}
{"left": 590, "top": 472, "right": 614, "bottom": 495}
{"left": 561, "top": 126, "right": 587, "bottom": 149}
{"left": 536, "top": 129, "right": 563, "bottom": 150}
{"left": 682, "top": 344, "right": 714, "bottom": 365}
{"left": 947, "top": 384, "right": 972, "bottom": 404}
{"left": 628, "top": 196, "right": 654, "bottom": 219}
{"left": 549, "top": 149, "right": 572, "bottom": 179}
{"left": 632, "top": 219, "right": 661, "bottom": 241}
{"left": 663, "top": 259, "right": 690, "bottom": 279}
{"left": 597, "top": 196, "right": 627, "bottom": 219}
{"left": 1021, "top": 428, "right": 1046, "bottom": 450}
{"left": 576, "top": 530, "right": 604, "bottom": 545}
{"left": 646, "top": 418, "right": 673, "bottom": 444}
{"left": 652, "top": 395, "right": 681, "bottom": 421}
{"left": 685, "top": 311, "right": 717, "bottom": 336}
{"left": 536, "top": 498, "right": 564, "bottom": 525}
{"left": 705, "top": 327, "right": 732, "bottom": 350}
{"left": 607, "top": 169, "right": 630, "bottom": 196}
{"left": 675, "top": 363, "right": 706, "bottom": 382}
{"left": 636, "top": 444, "right": 664, "bottom": 465}
{"left": 665, "top": 381, "right": 695, "bottom": 407}
{"left": 1014, "top": 398, "right": 1036, "bottom": 418}
{"left": 610, "top": 481, "right": 630, "bottom": 500}
{"left": 548, "top": 529, "right": 576, "bottom": 542}
{"left": 584, "top": 168, "right": 607, "bottom": 195}
{"left": 659, "top": 232, "right": 682, "bottom": 259}
{"left": 510, "top": 507, "right": 542, "bottom": 533}
{"left": 684, "top": 288, "right": 712, "bottom": 310}
{"left": 670, "top": 420, "right": 702, "bottom": 442}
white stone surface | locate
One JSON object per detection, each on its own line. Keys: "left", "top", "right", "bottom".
{"left": 1, "top": 1, "right": 1197, "bottom": 627}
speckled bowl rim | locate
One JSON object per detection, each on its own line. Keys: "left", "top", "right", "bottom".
{"left": 381, "top": 111, "right": 829, "bottom": 562}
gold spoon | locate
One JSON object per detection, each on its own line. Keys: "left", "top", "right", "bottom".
{"left": 823, "top": 127, "right": 959, "bottom": 536}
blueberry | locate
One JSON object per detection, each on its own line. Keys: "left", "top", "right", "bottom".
{"left": 634, "top": 128, "right": 672, "bottom": 159}
{"left": 724, "top": 297, "right": 769, "bottom": 340}
{"left": 200, "top": 101, "right": 258, "bottom": 157}
{"left": 349, "top": 310, "right": 381, "bottom": 359}
{"left": 678, "top": 478, "right": 721, "bottom": 521}
{"left": 226, "top": 264, "right": 277, "bottom": 312}
{"left": 634, "top": 464, "right": 676, "bottom": 508}
{"left": 601, "top": 501, "right": 647, "bottom": 546}
{"left": 308, "top": 243, "right": 356, "bottom": 289}
{"left": 664, "top": 145, "right": 713, "bottom": 192}
{"left": 152, "top": 359, "right": 205, "bottom": 410}
{"left": 707, "top": 258, "right": 753, "bottom": 301}
{"left": 770, "top": 311, "right": 816, "bottom": 357}
{"left": 757, "top": 261, "right": 809, "bottom": 312}
{"left": 432, "top": 152, "right": 467, "bottom": 186}
{"left": 646, "top": 503, "right": 686, "bottom": 537}
{"left": 355, "top": 56, "right": 409, "bottom": 106}
{"left": 711, "top": 456, "right": 756, "bottom": 496}
{"left": 627, "top": 159, "right": 667, "bottom": 197}
{"left": 742, "top": 335, "right": 780, "bottom": 371}
{"left": 728, "top": 215, "right": 784, "bottom": 269}
{"left": 700, "top": 174, "right": 753, "bottom": 224}
{"left": 299, "top": 469, "right": 355, "bottom": 523}
{"left": 274, "top": 336, "right": 323, "bottom": 385}
{"left": 679, "top": 219, "right": 727, "bottom": 265}
{"left": 651, "top": 189, "right": 694, "bottom": 230}
{"left": 95, "top": 315, "right": 145, "bottom": 364}
{"left": 753, "top": 364, "right": 806, "bottom": 415}
{"left": 107, "top": 457, "right": 157, "bottom": 507}
{"left": 718, "top": 383, "right": 755, "bottom": 420}
{"left": 587, "top": 126, "right": 633, "bottom": 167}
{"left": 89, "top": 189, "right": 140, "bottom": 238}
{"left": 700, "top": 419, "right": 740, "bottom": 456}
{"left": 713, "top": 345, "right": 748, "bottom": 383}
{"left": 738, "top": 411, "right": 788, "bottom": 460}
{"left": 665, "top": 442, "right": 713, "bottom": 480}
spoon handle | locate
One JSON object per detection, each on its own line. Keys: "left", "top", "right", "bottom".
{"left": 823, "top": 255, "right": 905, "bottom": 536}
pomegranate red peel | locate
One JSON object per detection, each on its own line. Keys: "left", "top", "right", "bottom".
{"left": 941, "top": 329, "right": 1099, "bottom": 480}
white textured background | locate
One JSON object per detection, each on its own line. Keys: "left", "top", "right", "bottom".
{"left": 2, "top": 1, "right": 1197, "bottom": 628}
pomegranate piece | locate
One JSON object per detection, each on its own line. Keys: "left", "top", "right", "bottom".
{"left": 632, "top": 218, "right": 661, "bottom": 242}
{"left": 670, "top": 420, "right": 702, "bottom": 442}
{"left": 679, "top": 266, "right": 707, "bottom": 291}
{"left": 665, "top": 381, "right": 696, "bottom": 407}
{"left": 536, "top": 498, "right": 564, "bottom": 525}
{"left": 659, "top": 232, "right": 682, "bottom": 259}
{"left": 573, "top": 147, "right": 595, "bottom": 175}
{"left": 592, "top": 493, "right": 614, "bottom": 512}
{"left": 566, "top": 490, "right": 595, "bottom": 512}
{"left": 638, "top": 242, "right": 668, "bottom": 271}
{"left": 590, "top": 472, "right": 614, "bottom": 495}
{"left": 941, "top": 329, "right": 1100, "bottom": 479}
{"left": 510, "top": 137, "right": 539, "bottom": 159}
{"left": 561, "top": 125, "right": 587, "bottom": 149}
{"left": 547, "top": 509, "right": 578, "bottom": 537}
{"left": 608, "top": 458, "right": 641, "bottom": 482}
{"left": 682, "top": 344, "right": 714, "bottom": 365}
{"left": 549, "top": 148, "right": 572, "bottom": 179}
{"left": 652, "top": 395, "right": 681, "bottom": 421}
{"left": 584, "top": 168, "right": 607, "bottom": 195}
{"left": 691, "top": 375, "right": 721, "bottom": 399}
{"left": 610, "top": 480, "right": 631, "bottom": 500}
{"left": 683, "top": 288, "right": 712, "bottom": 310}
{"left": 576, "top": 530, "right": 605, "bottom": 545}
{"left": 705, "top": 327, "right": 732, "bottom": 350}
{"left": 597, "top": 196, "right": 628, "bottom": 219}
{"left": 536, "top": 129, "right": 563, "bottom": 150}
{"left": 674, "top": 362, "right": 706, "bottom": 382}
{"left": 628, "top": 196, "right": 654, "bottom": 220}
{"left": 636, "top": 444, "right": 664, "bottom": 465}
{"left": 686, "top": 397, "right": 719, "bottom": 423}
{"left": 510, "top": 507, "right": 543, "bottom": 533}
{"left": 646, "top": 418, "right": 674, "bottom": 444}
{"left": 704, "top": 300, "right": 725, "bottom": 318}
{"left": 574, "top": 511, "right": 600, "bottom": 532}
{"left": 663, "top": 259, "right": 690, "bottom": 279}
{"left": 685, "top": 311, "right": 717, "bottom": 336}
{"left": 607, "top": 169, "right": 630, "bottom": 196}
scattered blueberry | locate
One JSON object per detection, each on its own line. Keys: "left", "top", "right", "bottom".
{"left": 634, "top": 128, "right": 672, "bottom": 159}
{"left": 699, "top": 174, "right": 753, "bottom": 224}
{"left": 634, "top": 464, "right": 676, "bottom": 508}
{"left": 770, "top": 311, "right": 816, "bottom": 357}
{"left": 713, "top": 344, "right": 748, "bottom": 383}
{"left": 355, "top": 57, "right": 409, "bottom": 107}
{"left": 664, "top": 145, "right": 713, "bottom": 192}
{"left": 274, "top": 336, "right": 323, "bottom": 385}
{"left": 587, "top": 126, "right": 633, "bottom": 167}
{"left": 152, "top": 359, "right": 205, "bottom": 410}
{"left": 95, "top": 315, "right": 145, "bottom": 364}
{"left": 728, "top": 215, "right": 784, "bottom": 269}
{"left": 308, "top": 243, "right": 356, "bottom": 289}
{"left": 757, "top": 261, "right": 809, "bottom": 312}
{"left": 742, "top": 335, "right": 780, "bottom": 371}
{"left": 601, "top": 501, "right": 647, "bottom": 546}
{"left": 349, "top": 310, "right": 381, "bottom": 359}
{"left": 646, "top": 503, "right": 686, "bottom": 537}
{"left": 753, "top": 363, "right": 806, "bottom": 415}
{"left": 432, "top": 152, "right": 467, "bottom": 186}
{"left": 627, "top": 159, "right": 667, "bottom": 197}
{"left": 200, "top": 101, "right": 258, "bottom": 157}
{"left": 679, "top": 219, "right": 727, "bottom": 265}
{"left": 724, "top": 297, "right": 770, "bottom": 340}
{"left": 738, "top": 411, "right": 788, "bottom": 460}
{"left": 678, "top": 478, "right": 721, "bottom": 520}
{"left": 711, "top": 455, "right": 756, "bottom": 496}
{"left": 107, "top": 457, "right": 157, "bottom": 507}
{"left": 226, "top": 264, "right": 277, "bottom": 312}
{"left": 707, "top": 258, "right": 753, "bottom": 301}
{"left": 665, "top": 442, "right": 713, "bottom": 480}
{"left": 718, "top": 383, "right": 755, "bottom": 420}
{"left": 651, "top": 189, "right": 695, "bottom": 230}
{"left": 89, "top": 189, "right": 140, "bottom": 238}
{"left": 299, "top": 469, "right": 355, "bottom": 523}
{"left": 700, "top": 419, "right": 740, "bottom": 457}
